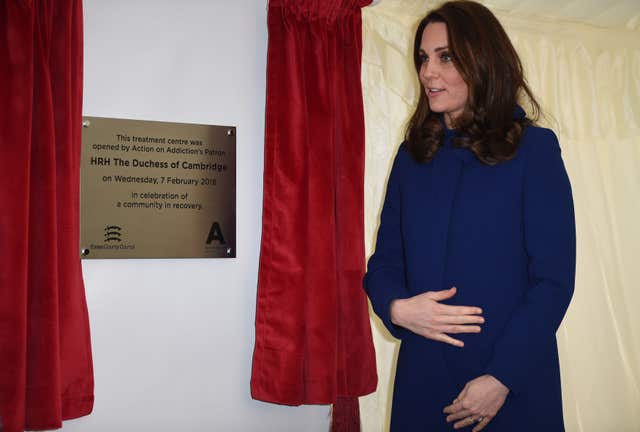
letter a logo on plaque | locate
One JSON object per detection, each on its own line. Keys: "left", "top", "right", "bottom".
{"left": 206, "top": 222, "right": 226, "bottom": 245}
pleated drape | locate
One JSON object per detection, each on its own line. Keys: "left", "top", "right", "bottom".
{"left": 359, "top": 1, "right": 640, "bottom": 431}
{"left": 251, "top": 0, "right": 377, "bottom": 421}
{"left": 0, "top": 1, "right": 94, "bottom": 431}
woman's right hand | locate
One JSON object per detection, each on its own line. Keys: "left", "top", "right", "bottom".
{"left": 389, "top": 287, "right": 484, "bottom": 347}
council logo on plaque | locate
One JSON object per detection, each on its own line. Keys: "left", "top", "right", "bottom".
{"left": 83, "top": 224, "right": 136, "bottom": 256}
{"left": 104, "top": 225, "right": 122, "bottom": 242}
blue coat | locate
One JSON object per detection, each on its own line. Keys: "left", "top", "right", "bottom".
{"left": 364, "top": 116, "right": 575, "bottom": 431}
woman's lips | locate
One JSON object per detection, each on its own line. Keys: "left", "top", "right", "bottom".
{"left": 427, "top": 87, "right": 445, "bottom": 97}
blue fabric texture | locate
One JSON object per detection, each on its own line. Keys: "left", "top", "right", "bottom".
{"left": 364, "top": 113, "right": 575, "bottom": 431}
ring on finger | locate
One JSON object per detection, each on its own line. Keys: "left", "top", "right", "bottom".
{"left": 476, "top": 416, "right": 484, "bottom": 423}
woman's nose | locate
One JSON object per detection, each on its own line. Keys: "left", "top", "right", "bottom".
{"left": 421, "top": 61, "right": 438, "bottom": 80}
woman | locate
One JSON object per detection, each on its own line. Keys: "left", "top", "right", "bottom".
{"left": 364, "top": 1, "right": 575, "bottom": 431}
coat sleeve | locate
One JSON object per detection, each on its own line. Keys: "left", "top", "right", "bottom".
{"left": 364, "top": 145, "right": 412, "bottom": 340}
{"left": 485, "top": 129, "right": 576, "bottom": 394}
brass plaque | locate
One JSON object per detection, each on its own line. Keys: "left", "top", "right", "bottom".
{"left": 80, "top": 117, "right": 236, "bottom": 259}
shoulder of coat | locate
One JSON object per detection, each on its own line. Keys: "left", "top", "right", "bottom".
{"left": 520, "top": 125, "right": 560, "bottom": 156}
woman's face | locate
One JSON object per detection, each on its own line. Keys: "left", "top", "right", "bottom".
{"left": 418, "top": 22, "right": 469, "bottom": 127}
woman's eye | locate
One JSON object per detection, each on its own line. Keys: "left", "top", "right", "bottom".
{"left": 419, "top": 54, "right": 428, "bottom": 64}
{"left": 441, "top": 52, "right": 453, "bottom": 62}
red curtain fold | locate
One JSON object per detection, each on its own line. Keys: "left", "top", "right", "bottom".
{"left": 251, "top": 0, "right": 377, "bottom": 426}
{"left": 0, "top": 1, "right": 94, "bottom": 431}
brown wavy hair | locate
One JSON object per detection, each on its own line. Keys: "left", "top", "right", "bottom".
{"left": 405, "top": 0, "right": 540, "bottom": 165}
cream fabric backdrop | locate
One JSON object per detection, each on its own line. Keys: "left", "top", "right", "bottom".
{"left": 360, "top": 1, "right": 640, "bottom": 431}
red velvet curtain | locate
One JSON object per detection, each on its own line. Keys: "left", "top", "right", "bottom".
{"left": 251, "top": 0, "right": 377, "bottom": 427}
{"left": 0, "top": 1, "right": 94, "bottom": 431}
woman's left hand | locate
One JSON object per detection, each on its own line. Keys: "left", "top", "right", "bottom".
{"left": 443, "top": 374, "right": 509, "bottom": 431}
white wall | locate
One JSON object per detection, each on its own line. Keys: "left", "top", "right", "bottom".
{"left": 64, "top": 1, "right": 330, "bottom": 430}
